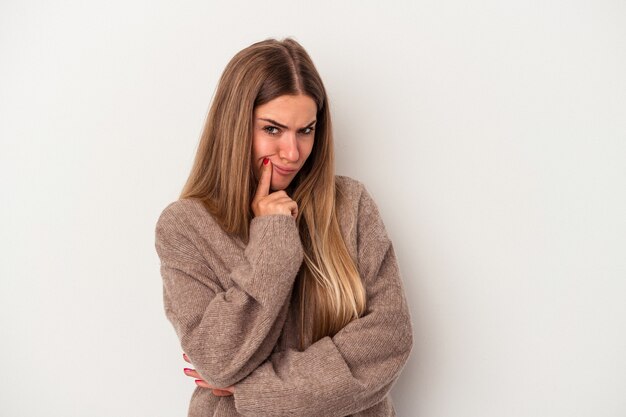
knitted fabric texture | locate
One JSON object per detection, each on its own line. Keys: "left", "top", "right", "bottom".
{"left": 155, "top": 175, "right": 413, "bottom": 417}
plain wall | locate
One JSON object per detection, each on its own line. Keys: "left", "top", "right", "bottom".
{"left": 1, "top": 1, "right": 625, "bottom": 416}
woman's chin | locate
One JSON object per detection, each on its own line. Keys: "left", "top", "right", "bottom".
{"left": 270, "top": 179, "right": 291, "bottom": 191}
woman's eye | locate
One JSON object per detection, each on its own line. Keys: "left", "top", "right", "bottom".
{"left": 300, "top": 127, "right": 315, "bottom": 135}
{"left": 264, "top": 126, "right": 280, "bottom": 135}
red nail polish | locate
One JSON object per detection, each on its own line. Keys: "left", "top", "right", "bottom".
{"left": 195, "top": 379, "right": 203, "bottom": 384}
{"left": 184, "top": 368, "right": 191, "bottom": 373}
{"left": 263, "top": 157, "right": 269, "bottom": 165}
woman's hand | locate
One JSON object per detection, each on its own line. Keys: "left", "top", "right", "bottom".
{"left": 182, "top": 353, "right": 235, "bottom": 396}
{"left": 251, "top": 158, "right": 298, "bottom": 219}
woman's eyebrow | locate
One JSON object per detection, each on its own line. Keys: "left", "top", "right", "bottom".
{"left": 258, "top": 118, "right": 316, "bottom": 129}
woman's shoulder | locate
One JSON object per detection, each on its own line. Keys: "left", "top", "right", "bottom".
{"left": 334, "top": 175, "right": 391, "bottom": 256}
{"left": 157, "top": 197, "right": 205, "bottom": 220}
{"left": 334, "top": 175, "right": 377, "bottom": 224}
{"left": 335, "top": 174, "right": 365, "bottom": 199}
{"left": 335, "top": 174, "right": 380, "bottom": 208}
{"left": 155, "top": 197, "right": 218, "bottom": 236}
{"left": 335, "top": 174, "right": 385, "bottom": 224}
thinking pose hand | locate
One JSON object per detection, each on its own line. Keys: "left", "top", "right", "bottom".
{"left": 181, "top": 160, "right": 298, "bottom": 397}
{"left": 251, "top": 158, "right": 298, "bottom": 219}
{"left": 183, "top": 158, "right": 298, "bottom": 397}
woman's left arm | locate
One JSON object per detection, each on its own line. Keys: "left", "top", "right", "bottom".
{"left": 231, "top": 183, "right": 414, "bottom": 417}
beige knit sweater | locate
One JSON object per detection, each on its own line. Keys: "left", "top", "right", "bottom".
{"left": 154, "top": 175, "right": 413, "bottom": 417}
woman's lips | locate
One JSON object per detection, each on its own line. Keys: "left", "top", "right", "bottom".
{"left": 273, "top": 164, "right": 297, "bottom": 175}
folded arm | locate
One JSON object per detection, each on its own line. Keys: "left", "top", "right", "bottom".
{"left": 155, "top": 206, "right": 303, "bottom": 388}
{"left": 232, "top": 184, "right": 414, "bottom": 417}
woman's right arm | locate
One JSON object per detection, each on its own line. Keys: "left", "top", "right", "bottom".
{"left": 154, "top": 206, "right": 303, "bottom": 389}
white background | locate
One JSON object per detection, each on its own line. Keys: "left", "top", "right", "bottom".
{"left": 1, "top": 1, "right": 625, "bottom": 416}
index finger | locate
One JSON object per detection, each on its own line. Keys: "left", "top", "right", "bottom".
{"left": 254, "top": 158, "right": 272, "bottom": 199}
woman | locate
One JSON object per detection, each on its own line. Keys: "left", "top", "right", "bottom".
{"left": 155, "top": 38, "right": 413, "bottom": 416}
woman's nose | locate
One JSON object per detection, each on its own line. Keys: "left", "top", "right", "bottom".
{"left": 278, "top": 133, "right": 299, "bottom": 162}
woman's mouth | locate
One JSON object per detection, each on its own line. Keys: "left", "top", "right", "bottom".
{"left": 273, "top": 164, "right": 297, "bottom": 175}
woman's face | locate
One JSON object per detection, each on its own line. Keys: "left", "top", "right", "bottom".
{"left": 251, "top": 94, "right": 317, "bottom": 191}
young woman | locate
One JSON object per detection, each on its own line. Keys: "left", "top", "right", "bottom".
{"left": 155, "top": 38, "right": 413, "bottom": 416}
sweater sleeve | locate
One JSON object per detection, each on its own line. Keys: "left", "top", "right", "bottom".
{"left": 155, "top": 205, "right": 304, "bottom": 388}
{"left": 232, "top": 184, "right": 414, "bottom": 417}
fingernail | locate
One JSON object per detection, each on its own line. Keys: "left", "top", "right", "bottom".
{"left": 195, "top": 379, "right": 203, "bottom": 385}
{"left": 183, "top": 368, "right": 191, "bottom": 373}
{"left": 263, "top": 157, "right": 269, "bottom": 165}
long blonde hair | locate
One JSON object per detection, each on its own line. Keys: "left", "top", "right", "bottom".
{"left": 180, "top": 38, "right": 366, "bottom": 349}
